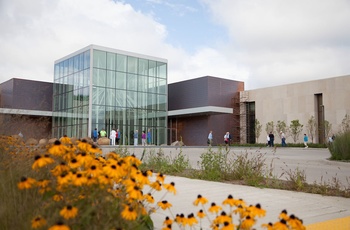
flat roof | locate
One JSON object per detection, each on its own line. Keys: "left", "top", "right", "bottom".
{"left": 168, "top": 106, "right": 233, "bottom": 117}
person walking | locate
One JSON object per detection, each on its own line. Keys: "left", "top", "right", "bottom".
{"left": 269, "top": 132, "right": 275, "bottom": 147}
{"left": 280, "top": 131, "right": 287, "bottom": 147}
{"left": 92, "top": 128, "right": 98, "bottom": 143}
{"left": 116, "top": 128, "right": 120, "bottom": 145}
{"left": 207, "top": 131, "right": 213, "bottom": 146}
{"left": 147, "top": 129, "right": 152, "bottom": 145}
{"left": 267, "top": 134, "right": 270, "bottom": 147}
{"left": 141, "top": 131, "right": 147, "bottom": 146}
{"left": 110, "top": 128, "right": 116, "bottom": 146}
{"left": 134, "top": 130, "right": 138, "bottom": 146}
{"left": 304, "top": 134, "right": 309, "bottom": 148}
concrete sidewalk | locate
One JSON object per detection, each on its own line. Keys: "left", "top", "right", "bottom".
{"left": 101, "top": 146, "right": 350, "bottom": 229}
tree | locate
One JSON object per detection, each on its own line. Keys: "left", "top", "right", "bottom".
{"left": 324, "top": 120, "right": 332, "bottom": 139}
{"left": 340, "top": 114, "right": 350, "bottom": 133}
{"left": 265, "top": 121, "right": 274, "bottom": 135}
{"left": 289, "top": 119, "right": 303, "bottom": 143}
{"left": 254, "top": 119, "right": 262, "bottom": 143}
{"left": 276, "top": 120, "right": 287, "bottom": 140}
{"left": 306, "top": 116, "right": 317, "bottom": 143}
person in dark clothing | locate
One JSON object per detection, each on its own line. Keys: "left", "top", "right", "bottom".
{"left": 269, "top": 131, "right": 275, "bottom": 147}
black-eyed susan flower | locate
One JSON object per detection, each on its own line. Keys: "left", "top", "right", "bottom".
{"left": 68, "top": 158, "right": 81, "bottom": 169}
{"left": 273, "top": 219, "right": 289, "bottom": 230}
{"left": 143, "top": 193, "right": 154, "bottom": 204}
{"left": 174, "top": 213, "right": 185, "bottom": 225}
{"left": 185, "top": 213, "right": 198, "bottom": 226}
{"left": 221, "top": 221, "right": 235, "bottom": 230}
{"left": 77, "top": 139, "right": 90, "bottom": 152}
{"left": 87, "top": 144, "right": 102, "bottom": 155}
{"left": 86, "top": 175, "right": 98, "bottom": 186}
{"left": 127, "top": 185, "right": 143, "bottom": 200}
{"left": 156, "top": 173, "right": 165, "bottom": 183}
{"left": 157, "top": 200, "right": 172, "bottom": 210}
{"left": 48, "top": 141, "right": 67, "bottom": 156}
{"left": 233, "top": 205, "right": 248, "bottom": 219}
{"left": 208, "top": 202, "right": 222, "bottom": 214}
{"left": 279, "top": 209, "right": 288, "bottom": 221}
{"left": 197, "top": 209, "right": 206, "bottom": 219}
{"left": 214, "top": 211, "right": 231, "bottom": 225}
{"left": 60, "top": 136, "right": 72, "bottom": 145}
{"left": 48, "top": 221, "right": 70, "bottom": 230}
{"left": 193, "top": 194, "right": 208, "bottom": 206}
{"left": 135, "top": 171, "right": 150, "bottom": 185}
{"left": 72, "top": 172, "right": 87, "bottom": 186}
{"left": 31, "top": 216, "right": 47, "bottom": 229}
{"left": 121, "top": 204, "right": 138, "bottom": 220}
{"left": 247, "top": 203, "right": 266, "bottom": 218}
{"left": 234, "top": 198, "right": 246, "bottom": 207}
{"left": 32, "top": 154, "right": 54, "bottom": 170}
{"left": 51, "top": 162, "right": 70, "bottom": 177}
{"left": 18, "top": 176, "right": 36, "bottom": 190}
{"left": 163, "top": 182, "right": 176, "bottom": 195}
{"left": 76, "top": 152, "right": 94, "bottom": 167}
{"left": 150, "top": 180, "right": 162, "bottom": 191}
{"left": 98, "top": 175, "right": 112, "bottom": 186}
{"left": 163, "top": 216, "right": 173, "bottom": 226}
{"left": 287, "top": 214, "right": 305, "bottom": 230}
{"left": 59, "top": 205, "right": 78, "bottom": 219}
{"left": 222, "top": 194, "right": 237, "bottom": 207}
{"left": 161, "top": 224, "right": 172, "bottom": 230}
{"left": 57, "top": 173, "right": 70, "bottom": 186}
{"left": 240, "top": 215, "right": 255, "bottom": 229}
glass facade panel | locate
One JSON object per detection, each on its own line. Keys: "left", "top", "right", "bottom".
{"left": 53, "top": 46, "right": 167, "bottom": 145}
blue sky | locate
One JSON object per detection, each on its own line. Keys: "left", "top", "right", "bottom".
{"left": 1, "top": 0, "right": 350, "bottom": 89}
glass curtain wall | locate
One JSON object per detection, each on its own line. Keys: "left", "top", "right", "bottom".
{"left": 53, "top": 46, "right": 167, "bottom": 145}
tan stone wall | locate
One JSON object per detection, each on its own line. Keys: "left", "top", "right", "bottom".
{"left": 242, "top": 75, "right": 350, "bottom": 144}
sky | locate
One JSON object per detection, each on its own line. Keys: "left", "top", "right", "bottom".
{"left": 0, "top": 0, "right": 350, "bottom": 90}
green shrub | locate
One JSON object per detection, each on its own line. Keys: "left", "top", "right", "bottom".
{"left": 329, "top": 131, "right": 350, "bottom": 160}
{"left": 197, "top": 147, "right": 228, "bottom": 181}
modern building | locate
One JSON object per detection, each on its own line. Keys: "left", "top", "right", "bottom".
{"left": 168, "top": 76, "right": 244, "bottom": 146}
{"left": 52, "top": 45, "right": 168, "bottom": 145}
{"left": 0, "top": 78, "right": 53, "bottom": 139}
{"left": 240, "top": 75, "right": 350, "bottom": 144}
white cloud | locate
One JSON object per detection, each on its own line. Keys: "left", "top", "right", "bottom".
{"left": 202, "top": 0, "right": 350, "bottom": 89}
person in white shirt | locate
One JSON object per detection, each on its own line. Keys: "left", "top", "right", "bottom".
{"left": 110, "top": 128, "right": 116, "bottom": 146}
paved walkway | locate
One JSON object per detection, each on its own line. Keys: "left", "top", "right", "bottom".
{"left": 101, "top": 146, "right": 350, "bottom": 229}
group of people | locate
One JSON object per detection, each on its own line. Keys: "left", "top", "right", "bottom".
{"left": 267, "top": 131, "right": 310, "bottom": 149}
{"left": 206, "top": 131, "right": 232, "bottom": 147}
{"left": 92, "top": 128, "right": 152, "bottom": 146}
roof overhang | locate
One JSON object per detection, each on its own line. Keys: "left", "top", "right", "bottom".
{"left": 168, "top": 106, "right": 233, "bottom": 117}
{"left": 0, "top": 108, "right": 52, "bottom": 116}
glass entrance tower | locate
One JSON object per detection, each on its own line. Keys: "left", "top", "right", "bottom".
{"left": 53, "top": 45, "right": 167, "bottom": 145}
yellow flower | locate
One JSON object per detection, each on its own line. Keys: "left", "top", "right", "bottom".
{"left": 157, "top": 200, "right": 172, "bottom": 210}
{"left": 48, "top": 141, "right": 67, "bottom": 156}
{"left": 163, "top": 182, "right": 176, "bottom": 194}
{"left": 77, "top": 139, "right": 90, "bottom": 152}
{"left": 127, "top": 185, "right": 143, "bottom": 200}
{"left": 150, "top": 181, "right": 162, "bottom": 191}
{"left": 162, "top": 224, "right": 172, "bottom": 230}
{"left": 185, "top": 213, "right": 198, "bottom": 226}
{"left": 214, "top": 211, "right": 232, "bottom": 225}
{"left": 57, "top": 173, "right": 70, "bottom": 186}
{"left": 197, "top": 209, "right": 206, "bottom": 219}
{"left": 163, "top": 216, "right": 173, "bottom": 226}
{"left": 222, "top": 194, "right": 239, "bottom": 207}
{"left": 121, "top": 205, "right": 138, "bottom": 220}
{"left": 134, "top": 171, "right": 150, "bottom": 185}
{"left": 59, "top": 205, "right": 78, "bottom": 219}
{"left": 273, "top": 220, "right": 289, "bottom": 230}
{"left": 156, "top": 173, "right": 165, "bottom": 183}
{"left": 208, "top": 202, "right": 222, "bottom": 214}
{"left": 60, "top": 136, "right": 72, "bottom": 145}
{"left": 68, "top": 158, "right": 81, "bottom": 169}
{"left": 221, "top": 221, "right": 235, "bottom": 230}
{"left": 76, "top": 152, "right": 94, "bottom": 167}
{"left": 193, "top": 194, "right": 208, "bottom": 206}
{"left": 31, "top": 216, "right": 47, "bottom": 229}
{"left": 233, "top": 205, "right": 249, "bottom": 219}
{"left": 287, "top": 214, "right": 305, "bottom": 230}
{"left": 36, "top": 179, "right": 51, "bottom": 194}
{"left": 175, "top": 214, "right": 185, "bottom": 225}
{"left": 32, "top": 154, "right": 54, "bottom": 170}
{"left": 48, "top": 221, "right": 71, "bottom": 230}
{"left": 247, "top": 203, "right": 266, "bottom": 218}
{"left": 18, "top": 177, "right": 36, "bottom": 190}
{"left": 72, "top": 172, "right": 87, "bottom": 186}
{"left": 279, "top": 209, "right": 289, "bottom": 221}
{"left": 143, "top": 193, "right": 155, "bottom": 204}
{"left": 51, "top": 162, "right": 70, "bottom": 177}
{"left": 86, "top": 163, "right": 103, "bottom": 177}
{"left": 240, "top": 215, "right": 255, "bottom": 229}
{"left": 87, "top": 144, "right": 102, "bottom": 155}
